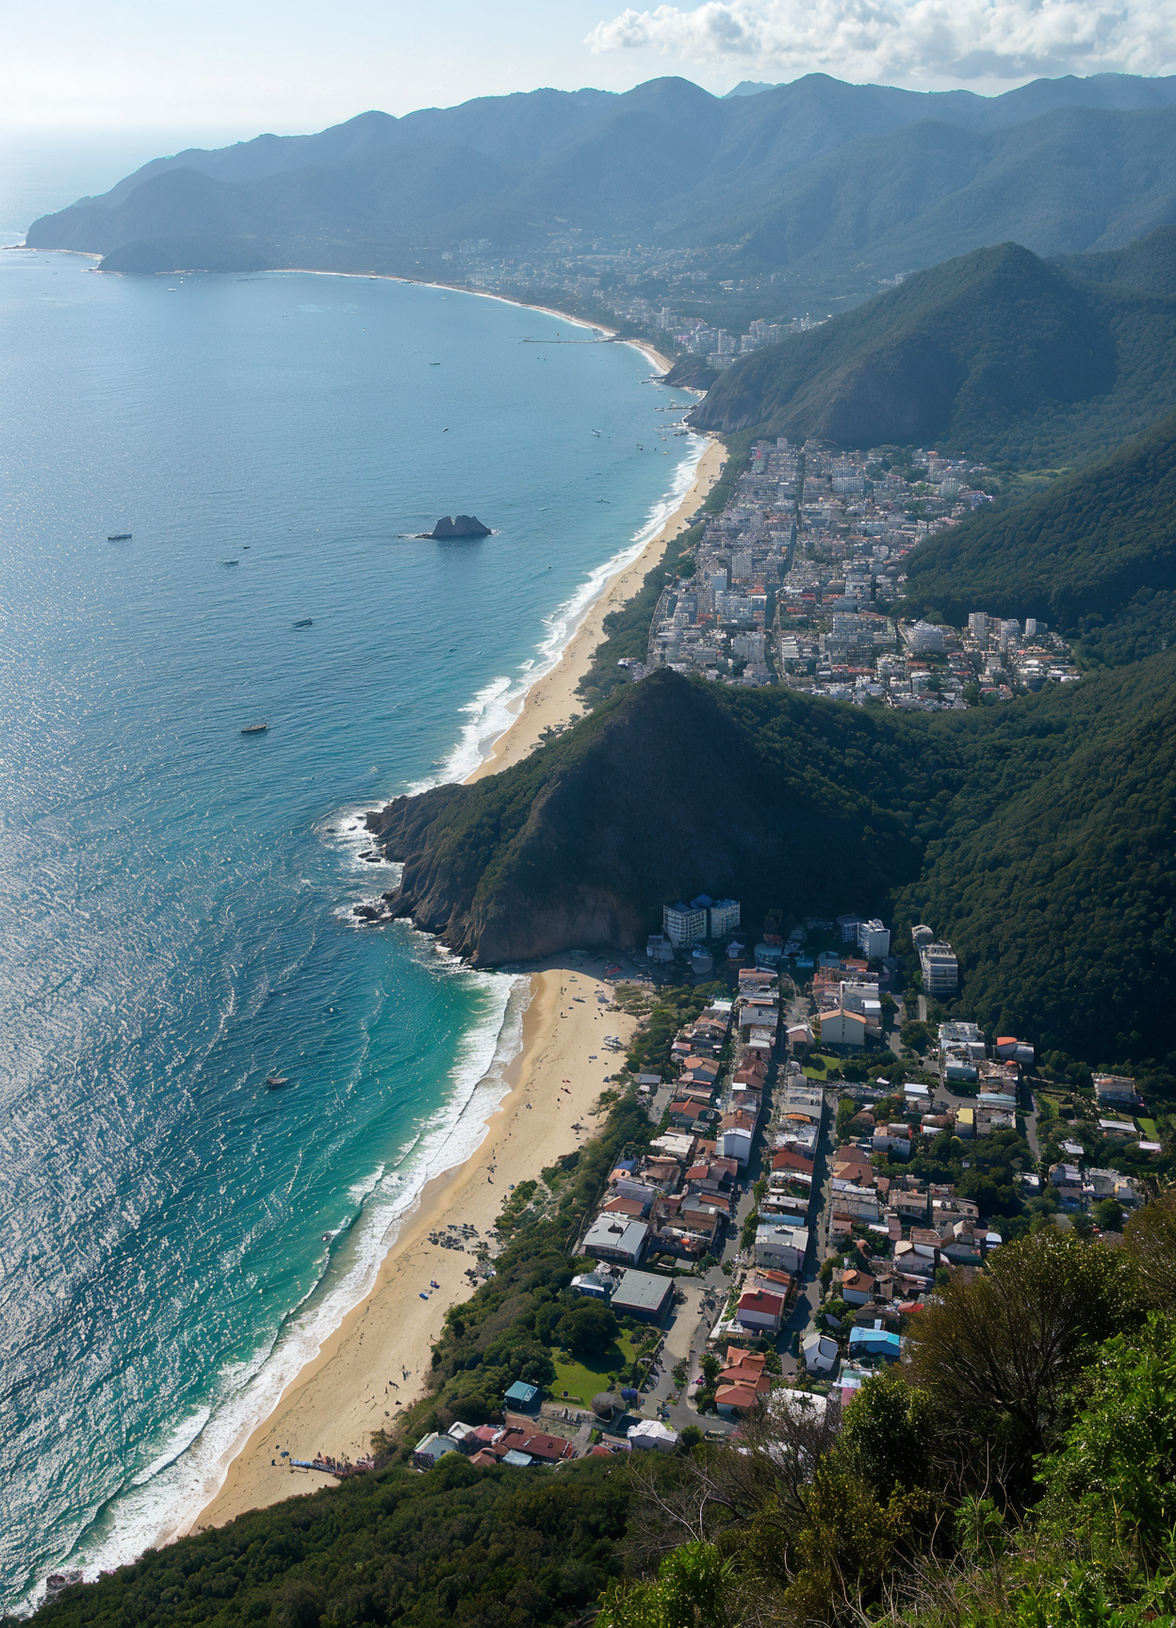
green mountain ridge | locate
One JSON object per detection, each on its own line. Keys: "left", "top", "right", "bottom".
{"left": 689, "top": 234, "right": 1176, "bottom": 465}
{"left": 24, "top": 76, "right": 1176, "bottom": 289}
{"left": 901, "top": 408, "right": 1176, "bottom": 663}
{"left": 369, "top": 657, "right": 1176, "bottom": 1072}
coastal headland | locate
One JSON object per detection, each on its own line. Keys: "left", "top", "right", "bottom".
{"left": 190, "top": 955, "right": 645, "bottom": 1532}
{"left": 184, "top": 372, "right": 721, "bottom": 1534}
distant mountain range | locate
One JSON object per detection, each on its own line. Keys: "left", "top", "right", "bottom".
{"left": 25, "top": 72, "right": 1176, "bottom": 284}
{"left": 690, "top": 228, "right": 1176, "bottom": 466}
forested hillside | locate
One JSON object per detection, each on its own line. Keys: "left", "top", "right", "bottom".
{"left": 370, "top": 655, "right": 1176, "bottom": 1073}
{"left": 367, "top": 669, "right": 939, "bottom": 963}
{"left": 1062, "top": 221, "right": 1176, "bottom": 296}
{"left": 689, "top": 241, "right": 1176, "bottom": 465}
{"left": 26, "top": 79, "right": 1176, "bottom": 289}
{"left": 901, "top": 410, "right": 1176, "bottom": 663}
{"left": 18, "top": 1206, "right": 1176, "bottom": 1628}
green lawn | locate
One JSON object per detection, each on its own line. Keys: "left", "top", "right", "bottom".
{"left": 1139, "top": 1118, "right": 1159, "bottom": 1140}
{"left": 549, "top": 1332, "right": 641, "bottom": 1407}
{"left": 803, "top": 1053, "right": 843, "bottom": 1080}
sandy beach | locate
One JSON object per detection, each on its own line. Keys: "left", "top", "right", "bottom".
{"left": 187, "top": 334, "right": 724, "bottom": 1535}
{"left": 467, "top": 434, "right": 725, "bottom": 782}
{"left": 190, "top": 955, "right": 644, "bottom": 1531}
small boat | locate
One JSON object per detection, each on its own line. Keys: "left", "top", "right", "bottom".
{"left": 107, "top": 533, "right": 132, "bottom": 541}
{"left": 240, "top": 722, "right": 268, "bottom": 734}
{"left": 292, "top": 618, "right": 313, "bottom": 628}
{"left": 265, "top": 1074, "right": 291, "bottom": 1089}
{"left": 223, "top": 559, "right": 239, "bottom": 567}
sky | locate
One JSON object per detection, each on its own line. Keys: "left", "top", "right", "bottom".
{"left": 2, "top": 0, "right": 1175, "bottom": 136}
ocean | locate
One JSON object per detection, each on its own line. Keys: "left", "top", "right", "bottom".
{"left": 0, "top": 242, "right": 705, "bottom": 1609}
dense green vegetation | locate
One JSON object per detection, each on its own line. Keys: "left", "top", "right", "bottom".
{"left": 371, "top": 664, "right": 948, "bottom": 963}
{"left": 27, "top": 81, "right": 1176, "bottom": 307}
{"left": 18, "top": 1456, "right": 630, "bottom": 1628}
{"left": 691, "top": 242, "right": 1176, "bottom": 467}
{"left": 21, "top": 1200, "right": 1176, "bottom": 1628}
{"left": 1062, "top": 221, "right": 1176, "bottom": 296}
{"left": 901, "top": 410, "right": 1176, "bottom": 661}
{"left": 374, "top": 649, "right": 1176, "bottom": 1077}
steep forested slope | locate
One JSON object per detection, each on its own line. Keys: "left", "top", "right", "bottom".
{"left": 1062, "top": 222, "right": 1176, "bottom": 296}
{"left": 14, "top": 1456, "right": 629, "bottom": 1628}
{"left": 689, "top": 241, "right": 1176, "bottom": 465}
{"left": 368, "top": 671, "right": 943, "bottom": 962}
{"left": 369, "top": 656, "right": 1176, "bottom": 1070}
{"left": 26, "top": 79, "right": 1176, "bottom": 288}
{"left": 719, "top": 104, "right": 1176, "bottom": 275}
{"left": 902, "top": 410, "right": 1176, "bottom": 663}
{"left": 903, "top": 665, "right": 1176, "bottom": 1063}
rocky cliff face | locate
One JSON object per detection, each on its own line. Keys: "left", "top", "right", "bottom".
{"left": 366, "top": 671, "right": 919, "bottom": 965}
{"left": 430, "top": 515, "right": 491, "bottom": 539}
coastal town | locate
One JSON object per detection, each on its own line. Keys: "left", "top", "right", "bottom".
{"left": 398, "top": 884, "right": 1159, "bottom": 1474}
{"left": 628, "top": 436, "right": 1081, "bottom": 705}
{"left": 446, "top": 235, "right": 867, "bottom": 370}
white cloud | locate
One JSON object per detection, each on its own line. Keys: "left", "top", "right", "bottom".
{"left": 586, "top": 0, "right": 1176, "bottom": 83}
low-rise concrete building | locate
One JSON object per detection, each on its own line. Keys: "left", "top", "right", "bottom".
{"left": 583, "top": 1215, "right": 649, "bottom": 1266}
{"left": 755, "top": 1222, "right": 810, "bottom": 1273}
{"left": 610, "top": 1268, "right": 675, "bottom": 1323}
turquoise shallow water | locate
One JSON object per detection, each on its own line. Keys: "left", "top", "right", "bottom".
{"left": 0, "top": 248, "right": 704, "bottom": 1607}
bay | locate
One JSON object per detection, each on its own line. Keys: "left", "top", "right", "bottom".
{"left": 0, "top": 248, "right": 704, "bottom": 1608}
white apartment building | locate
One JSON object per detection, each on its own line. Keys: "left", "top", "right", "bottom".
{"left": 920, "top": 940, "right": 959, "bottom": 995}
{"left": 663, "top": 903, "right": 708, "bottom": 946}
{"left": 857, "top": 919, "right": 891, "bottom": 959}
{"left": 709, "top": 898, "right": 741, "bottom": 938}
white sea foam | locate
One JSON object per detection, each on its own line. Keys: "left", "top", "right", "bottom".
{"left": 425, "top": 436, "right": 709, "bottom": 789}
{"left": 29, "top": 422, "right": 704, "bottom": 1609}
{"left": 41, "top": 967, "right": 527, "bottom": 1601}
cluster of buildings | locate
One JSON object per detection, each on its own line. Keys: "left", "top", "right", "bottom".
{"left": 647, "top": 895, "right": 742, "bottom": 974}
{"left": 443, "top": 236, "right": 821, "bottom": 362}
{"left": 577, "top": 965, "right": 786, "bottom": 1276}
{"left": 665, "top": 313, "right": 824, "bottom": 371}
{"left": 1043, "top": 1154, "right": 1141, "bottom": 1213}
{"left": 799, "top": 1141, "right": 1003, "bottom": 1394}
{"left": 626, "top": 438, "right": 1080, "bottom": 709}
{"left": 1046, "top": 1071, "right": 1162, "bottom": 1172}
{"left": 413, "top": 1417, "right": 577, "bottom": 1472}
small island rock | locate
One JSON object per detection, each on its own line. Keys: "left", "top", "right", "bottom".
{"left": 429, "top": 514, "right": 491, "bottom": 539}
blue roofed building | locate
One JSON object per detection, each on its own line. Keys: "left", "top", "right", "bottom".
{"left": 848, "top": 1325, "right": 902, "bottom": 1362}
{"left": 504, "top": 1380, "right": 541, "bottom": 1413}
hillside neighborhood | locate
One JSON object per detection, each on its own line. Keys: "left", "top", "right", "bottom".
{"left": 411, "top": 900, "right": 1159, "bottom": 1472}
{"left": 627, "top": 436, "right": 1080, "bottom": 705}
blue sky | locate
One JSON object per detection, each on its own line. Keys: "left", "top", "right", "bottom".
{"left": 3, "top": 0, "right": 1174, "bottom": 133}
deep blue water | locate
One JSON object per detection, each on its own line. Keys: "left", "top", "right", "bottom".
{"left": 0, "top": 248, "right": 704, "bottom": 1607}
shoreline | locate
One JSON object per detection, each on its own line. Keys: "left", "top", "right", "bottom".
{"left": 466, "top": 434, "right": 725, "bottom": 781}
{"left": 267, "top": 264, "right": 678, "bottom": 374}
{"left": 187, "top": 953, "right": 646, "bottom": 1532}
{"left": 167, "top": 269, "right": 720, "bottom": 1540}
